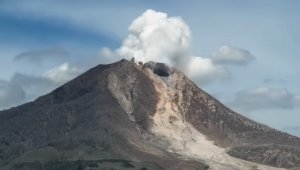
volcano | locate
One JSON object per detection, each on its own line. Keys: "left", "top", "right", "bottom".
{"left": 0, "top": 59, "right": 300, "bottom": 170}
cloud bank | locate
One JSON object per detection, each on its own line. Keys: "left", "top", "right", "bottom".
{"left": 0, "top": 63, "right": 82, "bottom": 110}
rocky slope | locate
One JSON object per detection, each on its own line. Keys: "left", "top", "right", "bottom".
{"left": 0, "top": 59, "right": 299, "bottom": 170}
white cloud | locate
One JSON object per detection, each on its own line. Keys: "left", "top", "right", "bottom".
{"left": 99, "top": 47, "right": 121, "bottom": 64}
{"left": 43, "top": 63, "right": 82, "bottom": 84}
{"left": 105, "top": 9, "right": 230, "bottom": 85}
{"left": 231, "top": 86, "right": 300, "bottom": 111}
{"left": 188, "top": 57, "right": 229, "bottom": 85}
{"left": 212, "top": 45, "right": 255, "bottom": 65}
{"left": 117, "top": 9, "right": 191, "bottom": 68}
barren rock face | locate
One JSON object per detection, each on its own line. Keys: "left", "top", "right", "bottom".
{"left": 0, "top": 59, "right": 300, "bottom": 170}
{"left": 136, "top": 61, "right": 297, "bottom": 170}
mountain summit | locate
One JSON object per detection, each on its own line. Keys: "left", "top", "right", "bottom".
{"left": 0, "top": 59, "right": 300, "bottom": 170}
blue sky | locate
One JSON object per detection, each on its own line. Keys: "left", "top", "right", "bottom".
{"left": 0, "top": 0, "right": 299, "bottom": 136}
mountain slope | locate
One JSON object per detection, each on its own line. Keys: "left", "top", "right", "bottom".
{"left": 0, "top": 59, "right": 299, "bottom": 170}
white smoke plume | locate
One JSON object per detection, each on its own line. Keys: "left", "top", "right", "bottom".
{"left": 103, "top": 9, "right": 229, "bottom": 85}
{"left": 117, "top": 9, "right": 191, "bottom": 70}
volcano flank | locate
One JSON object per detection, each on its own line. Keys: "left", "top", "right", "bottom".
{"left": 0, "top": 59, "right": 300, "bottom": 170}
